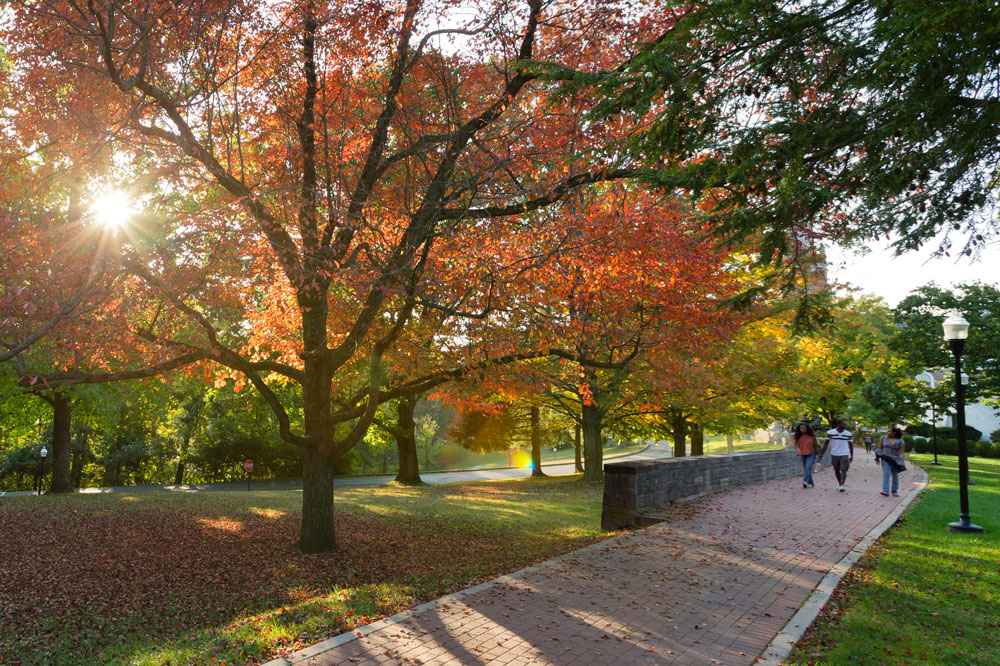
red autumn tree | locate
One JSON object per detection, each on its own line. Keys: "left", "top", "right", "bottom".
{"left": 435, "top": 187, "right": 746, "bottom": 479}
{"left": 6, "top": 0, "right": 687, "bottom": 551}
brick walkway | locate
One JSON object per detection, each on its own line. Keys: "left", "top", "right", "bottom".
{"left": 266, "top": 456, "right": 924, "bottom": 666}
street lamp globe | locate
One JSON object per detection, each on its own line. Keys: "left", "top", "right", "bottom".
{"left": 942, "top": 312, "right": 970, "bottom": 340}
{"left": 40, "top": 447, "right": 47, "bottom": 459}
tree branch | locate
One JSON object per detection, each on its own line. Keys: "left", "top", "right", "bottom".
{"left": 439, "top": 168, "right": 642, "bottom": 220}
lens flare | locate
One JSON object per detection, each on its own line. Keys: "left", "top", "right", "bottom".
{"left": 90, "top": 190, "right": 135, "bottom": 230}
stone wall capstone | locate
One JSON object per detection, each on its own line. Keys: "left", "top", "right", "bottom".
{"left": 601, "top": 449, "right": 800, "bottom": 530}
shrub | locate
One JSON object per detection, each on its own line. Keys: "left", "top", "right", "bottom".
{"left": 991, "top": 429, "right": 1000, "bottom": 444}
{"left": 975, "top": 440, "right": 993, "bottom": 458}
{"left": 943, "top": 438, "right": 959, "bottom": 456}
{"left": 914, "top": 425, "right": 983, "bottom": 442}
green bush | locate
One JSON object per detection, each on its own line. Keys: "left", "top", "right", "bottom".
{"left": 975, "top": 440, "right": 994, "bottom": 458}
{"left": 944, "top": 438, "right": 960, "bottom": 456}
{"left": 910, "top": 423, "right": 983, "bottom": 442}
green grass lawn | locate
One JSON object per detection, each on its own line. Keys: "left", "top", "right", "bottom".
{"left": 786, "top": 454, "right": 1000, "bottom": 665}
{"left": 0, "top": 476, "right": 605, "bottom": 666}
{"left": 702, "top": 437, "right": 780, "bottom": 455}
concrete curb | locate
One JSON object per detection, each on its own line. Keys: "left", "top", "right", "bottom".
{"left": 754, "top": 465, "right": 930, "bottom": 665}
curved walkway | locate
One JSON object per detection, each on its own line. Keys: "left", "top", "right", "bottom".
{"left": 265, "top": 456, "right": 926, "bottom": 666}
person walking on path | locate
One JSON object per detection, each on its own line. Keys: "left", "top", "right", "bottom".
{"left": 863, "top": 431, "right": 874, "bottom": 454}
{"left": 822, "top": 420, "right": 854, "bottom": 492}
{"left": 794, "top": 423, "right": 820, "bottom": 488}
{"left": 876, "top": 427, "right": 906, "bottom": 497}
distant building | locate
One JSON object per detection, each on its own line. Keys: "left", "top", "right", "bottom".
{"left": 916, "top": 371, "right": 1000, "bottom": 439}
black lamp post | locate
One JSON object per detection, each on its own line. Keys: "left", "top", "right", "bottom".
{"left": 37, "top": 446, "right": 47, "bottom": 496}
{"left": 942, "top": 312, "right": 983, "bottom": 533}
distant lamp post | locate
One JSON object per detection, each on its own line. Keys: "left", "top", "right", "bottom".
{"left": 930, "top": 401, "right": 942, "bottom": 465}
{"left": 917, "top": 371, "right": 943, "bottom": 466}
{"left": 37, "top": 446, "right": 48, "bottom": 496}
{"left": 942, "top": 312, "right": 983, "bottom": 533}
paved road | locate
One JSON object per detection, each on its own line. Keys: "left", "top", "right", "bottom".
{"left": 0, "top": 445, "right": 674, "bottom": 497}
{"left": 263, "top": 454, "right": 925, "bottom": 666}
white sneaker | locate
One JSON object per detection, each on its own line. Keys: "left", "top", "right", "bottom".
{"left": 838, "top": 485, "right": 845, "bottom": 492}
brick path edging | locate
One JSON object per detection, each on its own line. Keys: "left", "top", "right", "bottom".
{"left": 260, "top": 533, "right": 632, "bottom": 666}
{"left": 754, "top": 465, "right": 929, "bottom": 665}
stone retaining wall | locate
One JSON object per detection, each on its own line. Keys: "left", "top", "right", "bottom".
{"left": 601, "top": 449, "right": 800, "bottom": 530}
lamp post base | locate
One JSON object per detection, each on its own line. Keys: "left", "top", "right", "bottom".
{"left": 929, "top": 460, "right": 943, "bottom": 466}
{"left": 949, "top": 519, "right": 984, "bottom": 533}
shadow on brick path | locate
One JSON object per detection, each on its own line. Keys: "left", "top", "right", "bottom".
{"left": 265, "top": 455, "right": 924, "bottom": 666}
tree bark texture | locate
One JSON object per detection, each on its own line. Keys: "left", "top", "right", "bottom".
{"left": 299, "top": 445, "right": 337, "bottom": 553}
{"left": 530, "top": 405, "right": 546, "bottom": 477}
{"left": 671, "top": 410, "right": 687, "bottom": 458}
{"left": 299, "top": 351, "right": 336, "bottom": 553}
{"left": 394, "top": 396, "right": 422, "bottom": 484}
{"left": 48, "top": 392, "right": 73, "bottom": 493}
{"left": 689, "top": 422, "right": 704, "bottom": 456}
{"left": 581, "top": 402, "right": 603, "bottom": 482}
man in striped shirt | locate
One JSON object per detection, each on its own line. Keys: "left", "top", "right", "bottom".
{"left": 822, "top": 421, "right": 854, "bottom": 492}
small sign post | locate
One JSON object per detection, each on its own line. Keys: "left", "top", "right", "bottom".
{"left": 244, "top": 459, "right": 253, "bottom": 491}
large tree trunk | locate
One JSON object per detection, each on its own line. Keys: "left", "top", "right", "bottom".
{"left": 671, "top": 410, "right": 687, "bottom": 458}
{"left": 581, "top": 402, "right": 603, "bottom": 482}
{"left": 394, "top": 396, "right": 422, "bottom": 484}
{"left": 299, "top": 445, "right": 336, "bottom": 553}
{"left": 574, "top": 423, "right": 583, "bottom": 473}
{"left": 530, "top": 405, "right": 546, "bottom": 477}
{"left": 48, "top": 392, "right": 73, "bottom": 493}
{"left": 689, "top": 422, "right": 704, "bottom": 456}
{"left": 298, "top": 346, "right": 337, "bottom": 553}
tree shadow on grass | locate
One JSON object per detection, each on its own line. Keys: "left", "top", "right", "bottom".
{"left": 0, "top": 478, "right": 605, "bottom": 666}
